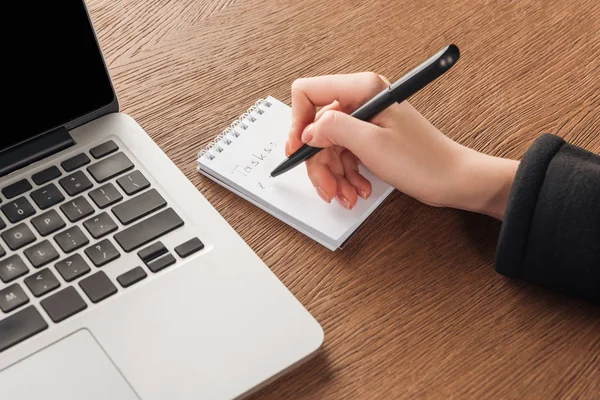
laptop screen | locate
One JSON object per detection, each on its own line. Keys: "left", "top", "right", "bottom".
{"left": 3, "top": 2, "right": 115, "bottom": 153}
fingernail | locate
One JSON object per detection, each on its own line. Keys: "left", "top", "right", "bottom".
{"left": 337, "top": 195, "right": 351, "bottom": 210}
{"left": 359, "top": 189, "right": 369, "bottom": 199}
{"left": 301, "top": 124, "right": 314, "bottom": 143}
{"left": 315, "top": 186, "right": 331, "bottom": 203}
{"left": 378, "top": 74, "right": 391, "bottom": 85}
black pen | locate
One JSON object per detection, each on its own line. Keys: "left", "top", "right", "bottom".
{"left": 270, "top": 44, "right": 460, "bottom": 178}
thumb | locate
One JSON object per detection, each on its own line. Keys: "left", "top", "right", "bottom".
{"left": 287, "top": 102, "right": 341, "bottom": 155}
{"left": 301, "top": 110, "right": 379, "bottom": 152}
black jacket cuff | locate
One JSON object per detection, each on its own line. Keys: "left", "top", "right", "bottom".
{"left": 495, "top": 133, "right": 600, "bottom": 303}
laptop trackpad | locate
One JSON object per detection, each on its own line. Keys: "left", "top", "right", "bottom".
{"left": 0, "top": 329, "right": 139, "bottom": 400}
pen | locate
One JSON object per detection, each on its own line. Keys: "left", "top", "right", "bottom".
{"left": 270, "top": 44, "right": 460, "bottom": 178}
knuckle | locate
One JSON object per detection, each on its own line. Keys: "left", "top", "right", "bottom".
{"left": 320, "top": 109, "right": 339, "bottom": 128}
{"left": 291, "top": 78, "right": 305, "bottom": 92}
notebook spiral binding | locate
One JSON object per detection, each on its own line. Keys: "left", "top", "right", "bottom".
{"left": 197, "top": 98, "right": 272, "bottom": 164}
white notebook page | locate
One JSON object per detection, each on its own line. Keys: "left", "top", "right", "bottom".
{"left": 197, "top": 97, "right": 393, "bottom": 249}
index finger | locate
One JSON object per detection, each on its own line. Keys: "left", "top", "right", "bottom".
{"left": 288, "top": 72, "right": 388, "bottom": 145}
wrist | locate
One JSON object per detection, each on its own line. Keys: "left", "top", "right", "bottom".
{"left": 448, "top": 147, "right": 519, "bottom": 220}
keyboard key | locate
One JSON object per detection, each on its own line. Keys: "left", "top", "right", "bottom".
{"left": 1, "top": 197, "right": 36, "bottom": 223}
{"left": 112, "top": 189, "right": 166, "bottom": 225}
{"left": 0, "top": 243, "right": 4, "bottom": 258}
{"left": 117, "top": 266, "right": 147, "bottom": 288}
{"left": 117, "top": 171, "right": 150, "bottom": 195}
{"left": 83, "top": 212, "right": 118, "bottom": 239}
{"left": 60, "top": 196, "right": 94, "bottom": 222}
{"left": 147, "top": 253, "right": 176, "bottom": 273}
{"left": 175, "top": 238, "right": 205, "bottom": 258}
{"left": 87, "top": 152, "right": 134, "bottom": 183}
{"left": 2, "top": 223, "right": 36, "bottom": 251}
{"left": 90, "top": 140, "right": 119, "bottom": 159}
{"left": 24, "top": 240, "right": 60, "bottom": 268}
{"left": 40, "top": 286, "right": 87, "bottom": 323}
{"left": 24, "top": 268, "right": 61, "bottom": 297}
{"left": 59, "top": 171, "right": 93, "bottom": 197}
{"left": 61, "top": 153, "right": 90, "bottom": 172}
{"left": 2, "top": 179, "right": 32, "bottom": 199}
{"left": 0, "top": 216, "right": 5, "bottom": 230}
{"left": 0, "top": 306, "right": 48, "bottom": 352}
{"left": 32, "top": 166, "right": 62, "bottom": 185}
{"left": 0, "top": 255, "right": 29, "bottom": 283}
{"left": 30, "top": 183, "right": 65, "bottom": 209}
{"left": 115, "top": 208, "right": 184, "bottom": 252}
{"left": 54, "top": 226, "right": 89, "bottom": 253}
{"left": 55, "top": 254, "right": 91, "bottom": 282}
{"left": 89, "top": 183, "right": 122, "bottom": 209}
{"left": 84, "top": 239, "right": 120, "bottom": 267}
{"left": 0, "top": 284, "right": 29, "bottom": 312}
{"left": 79, "top": 271, "right": 117, "bottom": 303}
{"left": 138, "top": 241, "right": 167, "bottom": 263}
{"left": 31, "top": 210, "right": 66, "bottom": 236}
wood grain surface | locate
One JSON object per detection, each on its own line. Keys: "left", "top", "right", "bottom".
{"left": 87, "top": 0, "right": 599, "bottom": 398}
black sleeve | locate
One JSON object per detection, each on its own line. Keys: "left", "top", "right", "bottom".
{"left": 495, "top": 133, "right": 600, "bottom": 303}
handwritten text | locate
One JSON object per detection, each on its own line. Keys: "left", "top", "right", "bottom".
{"left": 231, "top": 142, "right": 277, "bottom": 177}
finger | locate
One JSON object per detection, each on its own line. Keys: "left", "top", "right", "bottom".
{"left": 305, "top": 148, "right": 344, "bottom": 198}
{"left": 301, "top": 109, "right": 380, "bottom": 153}
{"left": 289, "top": 72, "right": 388, "bottom": 142}
{"left": 335, "top": 175, "right": 358, "bottom": 210}
{"left": 340, "top": 150, "right": 372, "bottom": 199}
{"left": 287, "top": 126, "right": 304, "bottom": 155}
{"left": 288, "top": 101, "right": 341, "bottom": 154}
{"left": 311, "top": 146, "right": 345, "bottom": 176}
{"left": 305, "top": 160, "right": 337, "bottom": 203}
{"left": 315, "top": 101, "right": 341, "bottom": 121}
{"left": 378, "top": 74, "right": 391, "bottom": 85}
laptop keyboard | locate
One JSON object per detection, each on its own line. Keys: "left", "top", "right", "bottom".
{"left": 0, "top": 140, "right": 205, "bottom": 353}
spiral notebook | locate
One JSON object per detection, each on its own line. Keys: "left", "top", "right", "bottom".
{"left": 196, "top": 96, "right": 394, "bottom": 250}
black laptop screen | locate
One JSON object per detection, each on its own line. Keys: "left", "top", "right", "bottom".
{"left": 3, "top": 2, "right": 115, "bottom": 153}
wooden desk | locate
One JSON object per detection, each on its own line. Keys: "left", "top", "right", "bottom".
{"left": 88, "top": 0, "right": 599, "bottom": 398}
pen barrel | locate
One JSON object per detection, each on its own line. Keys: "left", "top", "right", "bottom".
{"left": 351, "top": 90, "right": 396, "bottom": 121}
{"left": 389, "top": 44, "right": 460, "bottom": 103}
{"left": 351, "top": 45, "right": 459, "bottom": 121}
{"left": 270, "top": 144, "right": 318, "bottom": 177}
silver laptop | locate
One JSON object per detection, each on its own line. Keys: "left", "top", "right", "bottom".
{"left": 0, "top": 2, "right": 323, "bottom": 399}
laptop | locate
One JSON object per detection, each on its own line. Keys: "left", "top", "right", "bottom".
{"left": 0, "top": 2, "right": 323, "bottom": 399}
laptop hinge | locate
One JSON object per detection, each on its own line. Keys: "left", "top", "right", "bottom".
{"left": 0, "top": 127, "right": 74, "bottom": 177}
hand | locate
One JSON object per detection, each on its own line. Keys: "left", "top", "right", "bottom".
{"left": 286, "top": 72, "right": 519, "bottom": 219}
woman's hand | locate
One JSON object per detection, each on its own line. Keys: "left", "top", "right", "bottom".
{"left": 286, "top": 72, "right": 519, "bottom": 219}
